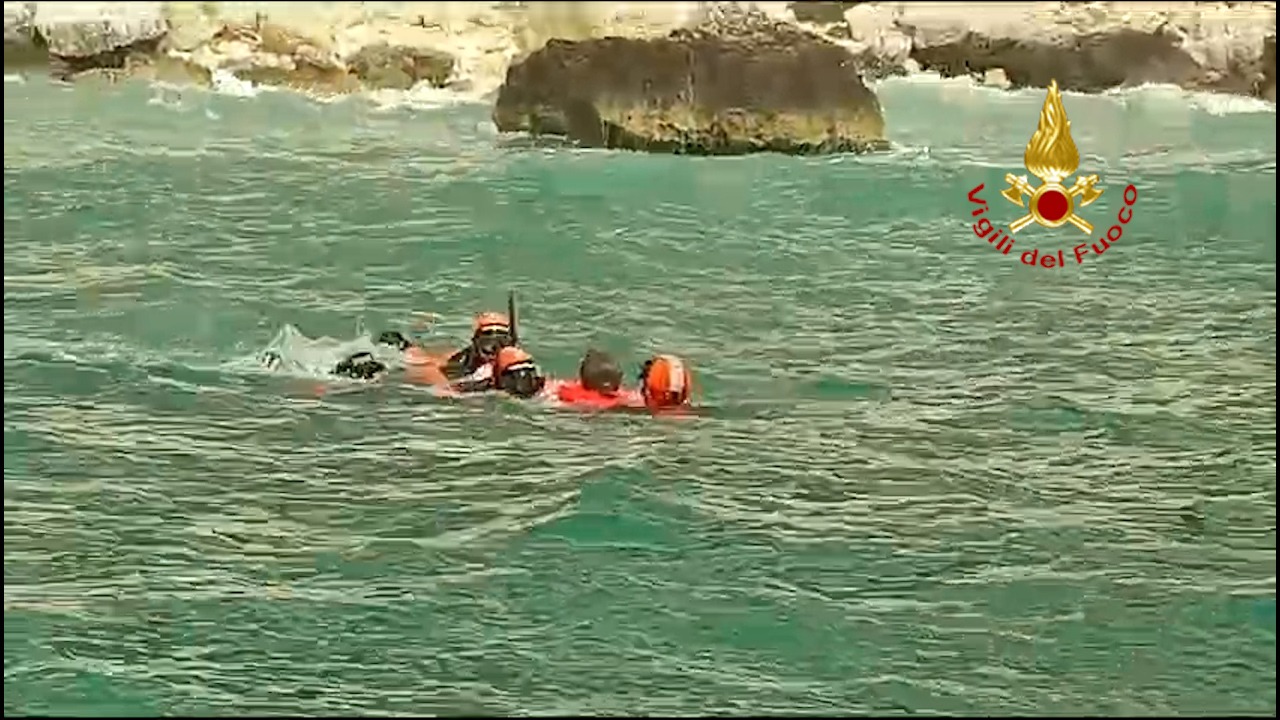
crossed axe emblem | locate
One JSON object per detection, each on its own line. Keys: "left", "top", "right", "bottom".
{"left": 1000, "top": 173, "right": 1104, "bottom": 235}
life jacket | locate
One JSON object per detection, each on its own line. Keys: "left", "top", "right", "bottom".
{"left": 554, "top": 380, "right": 643, "bottom": 410}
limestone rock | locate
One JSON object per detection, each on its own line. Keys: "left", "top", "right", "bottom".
{"left": 832, "top": 2, "right": 912, "bottom": 80}
{"left": 32, "top": 1, "right": 167, "bottom": 58}
{"left": 4, "top": 1, "right": 43, "bottom": 68}
{"left": 788, "top": 1, "right": 863, "bottom": 25}
{"left": 492, "top": 3, "right": 888, "bottom": 155}
{"left": 1261, "top": 33, "right": 1276, "bottom": 100}
{"left": 890, "top": 2, "right": 1276, "bottom": 99}
{"left": 4, "top": 1, "right": 34, "bottom": 45}
{"left": 346, "top": 42, "right": 455, "bottom": 91}
{"left": 203, "top": 21, "right": 361, "bottom": 95}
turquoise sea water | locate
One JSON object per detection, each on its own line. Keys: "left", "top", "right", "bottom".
{"left": 4, "top": 74, "right": 1276, "bottom": 716}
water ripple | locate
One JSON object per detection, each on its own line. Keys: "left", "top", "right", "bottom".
{"left": 4, "top": 75, "right": 1276, "bottom": 716}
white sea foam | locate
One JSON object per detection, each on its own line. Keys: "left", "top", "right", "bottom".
{"left": 254, "top": 324, "right": 406, "bottom": 380}
{"left": 873, "top": 73, "right": 1276, "bottom": 117}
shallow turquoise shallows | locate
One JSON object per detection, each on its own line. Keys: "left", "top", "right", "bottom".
{"left": 4, "top": 75, "right": 1276, "bottom": 716}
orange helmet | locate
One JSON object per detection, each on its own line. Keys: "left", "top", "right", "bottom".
{"left": 471, "top": 311, "right": 514, "bottom": 359}
{"left": 640, "top": 354, "right": 692, "bottom": 408}
{"left": 494, "top": 346, "right": 544, "bottom": 398}
{"left": 495, "top": 346, "right": 535, "bottom": 376}
{"left": 473, "top": 312, "right": 511, "bottom": 334}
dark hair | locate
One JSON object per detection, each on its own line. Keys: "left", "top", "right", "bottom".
{"left": 579, "top": 347, "right": 623, "bottom": 394}
{"left": 334, "top": 352, "right": 386, "bottom": 380}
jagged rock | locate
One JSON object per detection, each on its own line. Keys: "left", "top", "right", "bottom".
{"left": 200, "top": 21, "right": 361, "bottom": 95}
{"left": 137, "top": 53, "right": 213, "bottom": 86}
{"left": 825, "top": 2, "right": 912, "bottom": 80}
{"left": 4, "top": 1, "right": 33, "bottom": 45}
{"left": 492, "top": 4, "right": 888, "bottom": 155}
{"left": 788, "top": 1, "right": 863, "bottom": 25}
{"left": 3, "top": 1, "right": 44, "bottom": 68}
{"left": 346, "top": 42, "right": 455, "bottom": 91}
{"left": 1261, "top": 34, "right": 1276, "bottom": 100}
{"left": 32, "top": 1, "right": 166, "bottom": 58}
{"left": 909, "top": 27, "right": 1204, "bottom": 92}
{"left": 24, "top": 1, "right": 167, "bottom": 80}
{"left": 890, "top": 2, "right": 1276, "bottom": 100}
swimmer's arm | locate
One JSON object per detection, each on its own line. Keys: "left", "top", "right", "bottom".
{"left": 404, "top": 361, "right": 451, "bottom": 386}
{"left": 451, "top": 378, "right": 490, "bottom": 393}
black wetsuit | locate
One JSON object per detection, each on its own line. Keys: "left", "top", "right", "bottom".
{"left": 333, "top": 352, "right": 386, "bottom": 380}
{"left": 441, "top": 346, "right": 487, "bottom": 381}
{"left": 260, "top": 349, "right": 386, "bottom": 381}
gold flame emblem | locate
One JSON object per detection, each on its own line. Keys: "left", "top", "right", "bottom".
{"left": 1001, "top": 79, "right": 1103, "bottom": 235}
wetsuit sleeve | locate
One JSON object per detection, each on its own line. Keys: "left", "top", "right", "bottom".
{"left": 451, "top": 363, "right": 495, "bottom": 393}
{"left": 452, "top": 378, "right": 491, "bottom": 393}
{"left": 441, "top": 348, "right": 475, "bottom": 381}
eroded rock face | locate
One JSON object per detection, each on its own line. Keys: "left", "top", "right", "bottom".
{"left": 493, "top": 4, "right": 888, "bottom": 155}
{"left": 4, "top": 1, "right": 44, "bottom": 68}
{"left": 198, "top": 22, "right": 359, "bottom": 95}
{"left": 346, "top": 42, "right": 454, "bottom": 91}
{"left": 787, "top": 1, "right": 862, "bottom": 25}
{"left": 832, "top": 1, "right": 1277, "bottom": 100}
{"left": 1260, "top": 34, "right": 1276, "bottom": 100}
{"left": 193, "top": 23, "right": 458, "bottom": 95}
{"left": 5, "top": 3, "right": 458, "bottom": 95}
{"left": 4, "top": 1, "right": 1271, "bottom": 105}
{"left": 5, "top": 1, "right": 173, "bottom": 81}
{"left": 33, "top": 1, "right": 167, "bottom": 57}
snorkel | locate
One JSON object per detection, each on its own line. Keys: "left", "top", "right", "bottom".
{"left": 508, "top": 289, "right": 520, "bottom": 347}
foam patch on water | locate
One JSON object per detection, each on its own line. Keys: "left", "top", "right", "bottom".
{"left": 208, "top": 68, "right": 274, "bottom": 99}
{"left": 251, "top": 324, "right": 405, "bottom": 380}
{"left": 876, "top": 72, "right": 1276, "bottom": 116}
{"left": 1105, "top": 82, "right": 1276, "bottom": 116}
{"left": 365, "top": 83, "right": 490, "bottom": 114}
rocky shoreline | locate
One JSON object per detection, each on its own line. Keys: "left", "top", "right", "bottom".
{"left": 4, "top": 2, "right": 1275, "bottom": 156}
{"left": 4, "top": 2, "right": 1275, "bottom": 101}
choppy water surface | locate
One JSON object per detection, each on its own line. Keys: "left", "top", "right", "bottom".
{"left": 4, "top": 76, "right": 1276, "bottom": 716}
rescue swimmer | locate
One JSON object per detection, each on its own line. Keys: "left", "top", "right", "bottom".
{"left": 276, "top": 291, "right": 698, "bottom": 410}
{"left": 377, "top": 291, "right": 523, "bottom": 389}
{"left": 547, "top": 348, "right": 693, "bottom": 411}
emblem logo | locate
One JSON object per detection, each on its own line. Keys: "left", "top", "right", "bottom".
{"left": 965, "top": 79, "right": 1140, "bottom": 270}
{"left": 1000, "top": 79, "right": 1103, "bottom": 235}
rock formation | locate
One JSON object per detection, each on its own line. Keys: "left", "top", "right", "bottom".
{"left": 2, "top": 2, "right": 1275, "bottom": 104}
{"left": 1262, "top": 33, "right": 1276, "bottom": 99}
{"left": 807, "top": 1, "right": 1276, "bottom": 98}
{"left": 2, "top": 0, "right": 459, "bottom": 95}
{"left": 4, "top": 1, "right": 40, "bottom": 67}
{"left": 492, "top": 4, "right": 889, "bottom": 155}
{"left": 346, "top": 42, "right": 455, "bottom": 91}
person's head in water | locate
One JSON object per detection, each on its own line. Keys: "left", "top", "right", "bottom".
{"left": 376, "top": 330, "right": 411, "bottom": 351}
{"left": 579, "top": 348, "right": 623, "bottom": 395}
{"left": 334, "top": 351, "right": 387, "bottom": 381}
{"left": 638, "top": 354, "right": 692, "bottom": 409}
{"left": 494, "top": 346, "right": 545, "bottom": 399}
{"left": 471, "top": 312, "right": 515, "bottom": 360}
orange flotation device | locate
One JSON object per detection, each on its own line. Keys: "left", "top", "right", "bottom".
{"left": 555, "top": 380, "right": 643, "bottom": 410}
